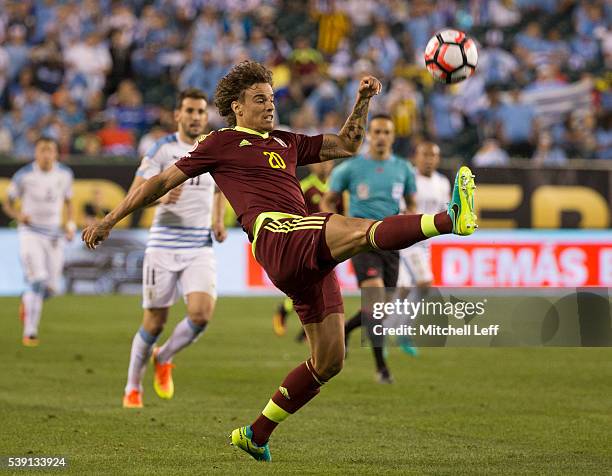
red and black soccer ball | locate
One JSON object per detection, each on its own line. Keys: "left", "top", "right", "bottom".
{"left": 424, "top": 29, "right": 478, "bottom": 84}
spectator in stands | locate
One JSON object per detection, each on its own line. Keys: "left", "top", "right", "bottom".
{"left": 312, "top": 0, "right": 351, "bottom": 56}
{"left": 564, "top": 111, "right": 597, "bottom": 159}
{"left": 3, "top": 25, "right": 30, "bottom": 84}
{"left": 105, "top": 80, "right": 151, "bottom": 137}
{"left": 2, "top": 107, "right": 28, "bottom": 148}
{"left": 248, "top": 27, "right": 274, "bottom": 63}
{"left": 130, "top": 42, "right": 166, "bottom": 88}
{"left": 570, "top": 31, "right": 601, "bottom": 72}
{"left": 524, "top": 64, "right": 567, "bottom": 93}
{"left": 14, "top": 86, "right": 52, "bottom": 129}
{"left": 489, "top": 0, "right": 521, "bottom": 28}
{"left": 427, "top": 85, "right": 464, "bottom": 153}
{"left": 403, "top": 1, "right": 439, "bottom": 55}
{"left": 358, "top": 22, "right": 401, "bottom": 77}
{"left": 532, "top": 131, "right": 567, "bottom": 165}
{"left": 573, "top": 1, "right": 607, "bottom": 38}
{"left": 64, "top": 31, "right": 112, "bottom": 100}
{"left": 179, "top": 50, "right": 226, "bottom": 101}
{"left": 472, "top": 138, "right": 510, "bottom": 167}
{"left": 55, "top": 3, "right": 83, "bottom": 49}
{"left": 105, "top": 28, "right": 134, "bottom": 96}
{"left": 74, "top": 132, "right": 102, "bottom": 156}
{"left": 595, "top": 111, "right": 612, "bottom": 160}
{"left": 190, "top": 6, "right": 222, "bottom": 56}
{"left": 306, "top": 76, "right": 343, "bottom": 122}
{"left": 7, "top": 67, "right": 35, "bottom": 107}
{"left": 289, "top": 36, "right": 324, "bottom": 96}
{"left": 514, "top": 22, "right": 551, "bottom": 68}
{"left": 31, "top": 41, "right": 65, "bottom": 95}
{"left": 496, "top": 88, "right": 538, "bottom": 157}
{"left": 478, "top": 30, "right": 520, "bottom": 87}
{"left": 13, "top": 128, "right": 38, "bottom": 161}
{"left": 96, "top": 116, "right": 135, "bottom": 157}
{"left": 385, "top": 78, "right": 422, "bottom": 156}
{"left": 32, "top": 0, "right": 59, "bottom": 44}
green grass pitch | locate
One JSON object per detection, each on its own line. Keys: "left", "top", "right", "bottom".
{"left": 0, "top": 295, "right": 610, "bottom": 475}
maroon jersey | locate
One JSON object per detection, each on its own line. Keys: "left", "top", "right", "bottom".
{"left": 300, "top": 174, "right": 344, "bottom": 215}
{"left": 175, "top": 127, "right": 323, "bottom": 239}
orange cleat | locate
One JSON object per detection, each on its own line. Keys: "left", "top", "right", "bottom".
{"left": 22, "top": 335, "right": 39, "bottom": 347}
{"left": 122, "top": 389, "right": 143, "bottom": 408}
{"left": 152, "top": 348, "right": 175, "bottom": 400}
{"left": 272, "top": 311, "right": 287, "bottom": 337}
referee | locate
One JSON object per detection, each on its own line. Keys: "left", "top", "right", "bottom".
{"left": 321, "top": 114, "right": 416, "bottom": 383}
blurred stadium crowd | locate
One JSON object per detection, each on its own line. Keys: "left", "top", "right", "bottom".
{"left": 0, "top": 0, "right": 610, "bottom": 164}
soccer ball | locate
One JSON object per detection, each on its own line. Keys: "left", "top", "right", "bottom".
{"left": 424, "top": 29, "right": 478, "bottom": 84}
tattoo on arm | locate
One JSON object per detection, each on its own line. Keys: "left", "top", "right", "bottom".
{"left": 320, "top": 96, "right": 370, "bottom": 161}
{"left": 339, "top": 97, "right": 368, "bottom": 146}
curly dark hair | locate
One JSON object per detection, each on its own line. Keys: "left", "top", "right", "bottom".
{"left": 214, "top": 61, "right": 273, "bottom": 127}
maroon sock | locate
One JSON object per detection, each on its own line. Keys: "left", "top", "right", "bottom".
{"left": 251, "top": 360, "right": 325, "bottom": 446}
{"left": 366, "top": 212, "right": 452, "bottom": 251}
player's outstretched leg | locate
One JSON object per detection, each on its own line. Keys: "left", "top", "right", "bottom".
{"left": 152, "top": 292, "right": 213, "bottom": 400}
{"left": 231, "top": 314, "right": 344, "bottom": 462}
{"left": 123, "top": 308, "right": 168, "bottom": 408}
{"left": 325, "top": 166, "right": 477, "bottom": 261}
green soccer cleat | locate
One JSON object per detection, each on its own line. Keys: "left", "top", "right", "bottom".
{"left": 397, "top": 335, "right": 418, "bottom": 357}
{"left": 230, "top": 426, "right": 271, "bottom": 462}
{"left": 448, "top": 166, "right": 477, "bottom": 235}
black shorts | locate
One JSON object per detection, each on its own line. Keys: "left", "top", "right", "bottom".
{"left": 351, "top": 249, "right": 399, "bottom": 287}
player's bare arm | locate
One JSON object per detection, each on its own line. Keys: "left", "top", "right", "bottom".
{"left": 128, "top": 175, "right": 183, "bottom": 206}
{"left": 320, "top": 190, "right": 342, "bottom": 213}
{"left": 319, "top": 76, "right": 382, "bottom": 161}
{"left": 404, "top": 193, "right": 417, "bottom": 214}
{"left": 2, "top": 197, "right": 30, "bottom": 225}
{"left": 82, "top": 165, "right": 188, "bottom": 249}
{"left": 63, "top": 198, "right": 76, "bottom": 241}
{"left": 212, "top": 189, "right": 227, "bottom": 243}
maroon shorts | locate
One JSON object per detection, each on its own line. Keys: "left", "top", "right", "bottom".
{"left": 253, "top": 213, "right": 344, "bottom": 324}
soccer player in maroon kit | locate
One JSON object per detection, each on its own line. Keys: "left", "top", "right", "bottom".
{"left": 272, "top": 160, "right": 342, "bottom": 341}
{"left": 83, "top": 61, "right": 477, "bottom": 462}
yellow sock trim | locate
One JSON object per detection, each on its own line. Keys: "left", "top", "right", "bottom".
{"left": 368, "top": 221, "right": 382, "bottom": 250}
{"left": 421, "top": 214, "right": 439, "bottom": 238}
{"left": 262, "top": 399, "right": 291, "bottom": 423}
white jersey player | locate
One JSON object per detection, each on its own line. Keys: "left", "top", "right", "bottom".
{"left": 122, "top": 89, "right": 226, "bottom": 409}
{"left": 397, "top": 142, "right": 450, "bottom": 288}
{"left": 2, "top": 138, "right": 75, "bottom": 347}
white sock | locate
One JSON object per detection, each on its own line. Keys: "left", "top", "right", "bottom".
{"left": 157, "top": 317, "right": 207, "bottom": 364}
{"left": 125, "top": 327, "right": 158, "bottom": 394}
{"left": 22, "top": 290, "right": 43, "bottom": 337}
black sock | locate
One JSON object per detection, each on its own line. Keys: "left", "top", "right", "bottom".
{"left": 364, "top": 313, "right": 387, "bottom": 371}
{"left": 344, "top": 311, "right": 362, "bottom": 337}
{"left": 371, "top": 346, "right": 387, "bottom": 372}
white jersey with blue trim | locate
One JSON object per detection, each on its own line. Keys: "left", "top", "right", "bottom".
{"left": 7, "top": 162, "right": 73, "bottom": 237}
{"left": 415, "top": 170, "right": 451, "bottom": 215}
{"left": 136, "top": 132, "right": 215, "bottom": 250}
